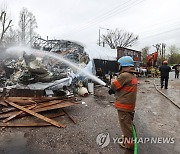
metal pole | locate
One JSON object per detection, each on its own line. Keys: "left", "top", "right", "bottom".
{"left": 99, "top": 28, "right": 101, "bottom": 46}
{"left": 99, "top": 27, "right": 109, "bottom": 46}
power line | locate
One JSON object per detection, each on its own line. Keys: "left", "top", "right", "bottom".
{"left": 76, "top": 0, "right": 145, "bottom": 32}
{"left": 61, "top": 0, "right": 145, "bottom": 37}
{"left": 140, "top": 27, "right": 180, "bottom": 40}
{"left": 132, "top": 17, "right": 180, "bottom": 35}
{"left": 138, "top": 22, "right": 180, "bottom": 38}
{"left": 61, "top": 0, "right": 135, "bottom": 35}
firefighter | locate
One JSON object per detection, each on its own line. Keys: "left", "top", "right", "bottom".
{"left": 108, "top": 56, "right": 138, "bottom": 150}
{"left": 150, "top": 67, "right": 156, "bottom": 78}
{"left": 155, "top": 68, "right": 161, "bottom": 78}
{"left": 174, "top": 64, "right": 179, "bottom": 79}
{"left": 159, "top": 60, "right": 171, "bottom": 89}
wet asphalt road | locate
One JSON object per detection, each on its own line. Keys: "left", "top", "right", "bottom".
{"left": 0, "top": 72, "right": 179, "bottom": 154}
{"left": 136, "top": 72, "right": 180, "bottom": 154}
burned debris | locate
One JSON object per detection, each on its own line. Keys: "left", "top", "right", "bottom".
{"left": 0, "top": 40, "right": 95, "bottom": 129}
{"left": 0, "top": 40, "right": 91, "bottom": 95}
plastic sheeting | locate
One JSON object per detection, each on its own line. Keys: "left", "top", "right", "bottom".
{"left": 84, "top": 44, "right": 117, "bottom": 61}
{"left": 70, "top": 41, "right": 117, "bottom": 61}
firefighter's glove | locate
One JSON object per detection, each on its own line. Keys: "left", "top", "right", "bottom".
{"left": 104, "top": 84, "right": 110, "bottom": 88}
{"left": 108, "top": 89, "right": 115, "bottom": 95}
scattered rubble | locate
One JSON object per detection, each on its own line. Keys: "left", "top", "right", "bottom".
{"left": 0, "top": 45, "right": 93, "bottom": 129}
{"left": 0, "top": 45, "right": 92, "bottom": 96}
{"left": 0, "top": 88, "right": 79, "bottom": 128}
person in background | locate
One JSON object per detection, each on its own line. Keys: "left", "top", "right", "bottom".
{"left": 174, "top": 64, "right": 179, "bottom": 79}
{"left": 159, "top": 60, "right": 171, "bottom": 89}
{"left": 155, "top": 68, "right": 161, "bottom": 78}
{"left": 150, "top": 67, "right": 156, "bottom": 78}
{"left": 108, "top": 56, "right": 138, "bottom": 150}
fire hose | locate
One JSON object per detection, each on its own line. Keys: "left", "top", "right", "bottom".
{"left": 132, "top": 125, "right": 138, "bottom": 154}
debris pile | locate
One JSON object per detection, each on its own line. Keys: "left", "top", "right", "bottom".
{"left": 0, "top": 88, "right": 79, "bottom": 128}
{"left": 0, "top": 44, "right": 91, "bottom": 97}
{"left": 0, "top": 44, "right": 93, "bottom": 128}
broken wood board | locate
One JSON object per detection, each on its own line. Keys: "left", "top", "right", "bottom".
{"left": 6, "top": 97, "right": 75, "bottom": 105}
{"left": 4, "top": 99, "right": 65, "bottom": 128}
{"left": 0, "top": 107, "right": 17, "bottom": 114}
{"left": 0, "top": 122, "right": 51, "bottom": 127}
{"left": 7, "top": 97, "right": 37, "bottom": 105}
{"left": 0, "top": 101, "right": 76, "bottom": 119}
{"left": 43, "top": 112, "right": 65, "bottom": 119}
{"left": 0, "top": 112, "right": 66, "bottom": 127}
{"left": 62, "top": 109, "right": 76, "bottom": 124}
{"left": 33, "top": 101, "right": 76, "bottom": 113}
{"left": 2, "top": 105, "right": 36, "bottom": 123}
{"left": 0, "top": 101, "right": 8, "bottom": 106}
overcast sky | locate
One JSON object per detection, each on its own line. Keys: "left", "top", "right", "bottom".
{"left": 2, "top": 0, "right": 180, "bottom": 52}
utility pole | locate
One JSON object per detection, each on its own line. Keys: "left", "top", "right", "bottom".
{"left": 162, "top": 43, "right": 166, "bottom": 62}
{"left": 98, "top": 28, "right": 101, "bottom": 46}
{"left": 153, "top": 43, "right": 161, "bottom": 65}
{"left": 98, "top": 27, "right": 109, "bottom": 46}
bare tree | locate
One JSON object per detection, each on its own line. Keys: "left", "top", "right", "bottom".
{"left": 18, "top": 8, "right": 37, "bottom": 46}
{"left": 141, "top": 46, "right": 150, "bottom": 65}
{"left": 167, "top": 45, "right": 180, "bottom": 64}
{"left": 3, "top": 27, "right": 18, "bottom": 46}
{"left": 101, "top": 28, "right": 138, "bottom": 49}
{"left": 153, "top": 43, "right": 166, "bottom": 64}
{"left": 0, "top": 9, "right": 12, "bottom": 46}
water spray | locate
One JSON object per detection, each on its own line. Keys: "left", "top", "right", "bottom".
{"left": 6, "top": 46, "right": 106, "bottom": 86}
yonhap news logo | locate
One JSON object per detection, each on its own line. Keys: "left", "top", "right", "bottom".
{"left": 96, "top": 132, "right": 175, "bottom": 148}
{"left": 96, "top": 133, "right": 110, "bottom": 148}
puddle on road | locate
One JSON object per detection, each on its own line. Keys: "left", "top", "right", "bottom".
{"left": 0, "top": 131, "right": 28, "bottom": 154}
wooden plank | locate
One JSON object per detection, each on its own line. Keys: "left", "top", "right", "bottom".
{"left": 0, "top": 111, "right": 18, "bottom": 119}
{"left": 34, "top": 102, "right": 76, "bottom": 113}
{"left": 7, "top": 96, "right": 74, "bottom": 104}
{"left": 7, "top": 97, "right": 38, "bottom": 105}
{"left": 2, "top": 105, "right": 36, "bottom": 123}
{"left": 0, "top": 101, "right": 77, "bottom": 119}
{"left": 0, "top": 122, "right": 51, "bottom": 127}
{"left": 7, "top": 97, "right": 43, "bottom": 105}
{"left": 35, "top": 100, "right": 65, "bottom": 109}
{"left": 44, "top": 112, "right": 65, "bottom": 119}
{"left": 62, "top": 109, "right": 76, "bottom": 124}
{"left": 0, "top": 101, "right": 8, "bottom": 106}
{"left": 0, "top": 112, "right": 66, "bottom": 127}
{"left": 0, "top": 107, "right": 17, "bottom": 114}
{"left": 6, "top": 97, "right": 75, "bottom": 106}
{"left": 4, "top": 99, "right": 65, "bottom": 128}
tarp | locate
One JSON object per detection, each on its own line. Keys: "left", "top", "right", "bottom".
{"left": 84, "top": 44, "right": 117, "bottom": 61}
{"left": 71, "top": 41, "right": 117, "bottom": 61}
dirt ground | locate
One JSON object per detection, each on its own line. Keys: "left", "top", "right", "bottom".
{"left": 0, "top": 72, "right": 179, "bottom": 154}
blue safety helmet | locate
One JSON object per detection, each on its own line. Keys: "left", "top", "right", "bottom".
{"left": 118, "top": 56, "right": 134, "bottom": 67}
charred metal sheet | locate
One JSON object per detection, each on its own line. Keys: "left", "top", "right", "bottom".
{"left": 8, "top": 88, "right": 45, "bottom": 97}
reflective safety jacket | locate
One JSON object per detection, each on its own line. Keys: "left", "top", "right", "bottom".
{"left": 111, "top": 71, "right": 138, "bottom": 112}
